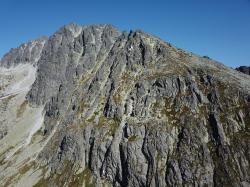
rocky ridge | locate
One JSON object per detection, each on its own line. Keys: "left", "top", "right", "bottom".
{"left": 0, "top": 23, "right": 250, "bottom": 187}
{"left": 236, "top": 66, "right": 250, "bottom": 75}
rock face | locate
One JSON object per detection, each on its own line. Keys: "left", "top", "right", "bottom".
{"left": 0, "top": 23, "right": 250, "bottom": 187}
{"left": 236, "top": 66, "right": 250, "bottom": 75}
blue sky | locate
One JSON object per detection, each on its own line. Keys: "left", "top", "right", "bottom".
{"left": 0, "top": 0, "right": 249, "bottom": 68}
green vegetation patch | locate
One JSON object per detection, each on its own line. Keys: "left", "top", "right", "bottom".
{"left": 16, "top": 100, "right": 28, "bottom": 118}
{"left": 73, "top": 168, "right": 96, "bottom": 187}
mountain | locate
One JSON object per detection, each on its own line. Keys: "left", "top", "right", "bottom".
{"left": 236, "top": 66, "right": 250, "bottom": 75}
{"left": 0, "top": 23, "right": 250, "bottom": 187}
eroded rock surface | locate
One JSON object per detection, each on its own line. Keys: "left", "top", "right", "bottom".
{"left": 0, "top": 23, "right": 250, "bottom": 187}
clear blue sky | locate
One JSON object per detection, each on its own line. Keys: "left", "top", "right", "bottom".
{"left": 0, "top": 0, "right": 250, "bottom": 68}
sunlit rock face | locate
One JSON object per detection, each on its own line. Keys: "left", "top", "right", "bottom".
{"left": 0, "top": 23, "right": 250, "bottom": 187}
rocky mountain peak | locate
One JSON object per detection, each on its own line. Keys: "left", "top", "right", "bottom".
{"left": 0, "top": 23, "right": 250, "bottom": 187}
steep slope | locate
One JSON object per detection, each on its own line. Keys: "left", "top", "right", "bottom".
{"left": 0, "top": 23, "right": 250, "bottom": 187}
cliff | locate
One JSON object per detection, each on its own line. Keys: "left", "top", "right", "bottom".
{"left": 0, "top": 23, "right": 250, "bottom": 187}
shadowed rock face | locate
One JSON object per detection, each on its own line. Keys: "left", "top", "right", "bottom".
{"left": 0, "top": 23, "right": 250, "bottom": 187}
{"left": 236, "top": 66, "right": 250, "bottom": 75}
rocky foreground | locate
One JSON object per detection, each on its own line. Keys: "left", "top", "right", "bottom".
{"left": 0, "top": 23, "right": 250, "bottom": 187}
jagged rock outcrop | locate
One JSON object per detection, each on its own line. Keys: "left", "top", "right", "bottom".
{"left": 236, "top": 66, "right": 250, "bottom": 75}
{"left": 0, "top": 23, "right": 250, "bottom": 187}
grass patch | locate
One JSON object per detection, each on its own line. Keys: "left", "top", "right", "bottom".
{"left": 87, "top": 111, "right": 99, "bottom": 123}
{"left": 34, "top": 165, "right": 96, "bottom": 187}
{"left": 3, "top": 175, "right": 16, "bottom": 187}
{"left": 96, "top": 116, "right": 120, "bottom": 137}
{"left": 113, "top": 90, "right": 123, "bottom": 105}
{"left": 128, "top": 135, "right": 138, "bottom": 142}
{"left": 18, "top": 161, "right": 35, "bottom": 175}
{"left": 77, "top": 100, "right": 89, "bottom": 115}
{"left": 16, "top": 100, "right": 28, "bottom": 118}
{"left": 65, "top": 167, "right": 96, "bottom": 187}
{"left": 121, "top": 71, "right": 131, "bottom": 83}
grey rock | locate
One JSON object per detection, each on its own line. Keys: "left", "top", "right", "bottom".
{"left": 1, "top": 23, "right": 250, "bottom": 187}
{"left": 0, "top": 37, "right": 47, "bottom": 68}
